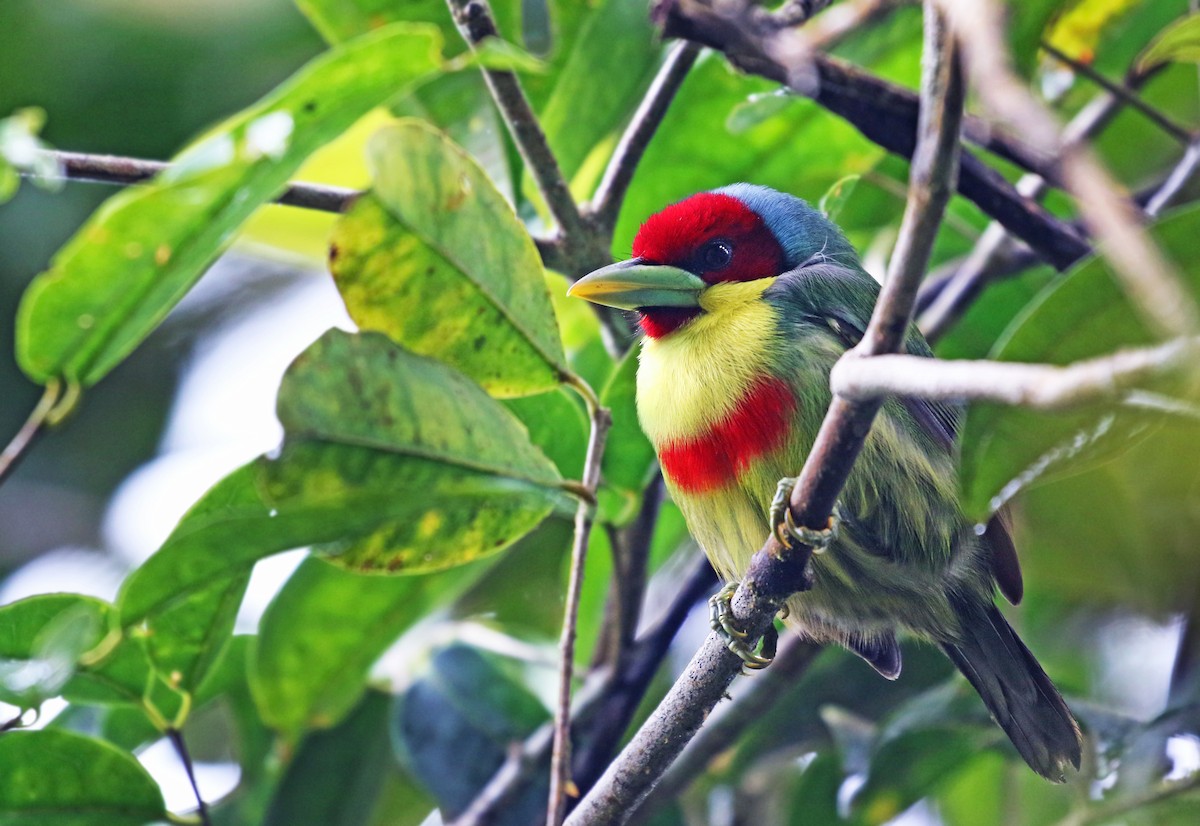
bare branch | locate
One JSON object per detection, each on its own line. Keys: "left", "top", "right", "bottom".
{"left": 831, "top": 337, "right": 1199, "bottom": 410}
{"left": 451, "top": 556, "right": 716, "bottom": 826}
{"left": 652, "top": 0, "right": 1092, "bottom": 270}
{"left": 1146, "top": 140, "right": 1200, "bottom": 219}
{"left": 629, "top": 637, "right": 822, "bottom": 824}
{"left": 566, "top": 7, "right": 964, "bottom": 821}
{"left": 1041, "top": 42, "right": 1193, "bottom": 146}
{"left": 938, "top": 0, "right": 1200, "bottom": 340}
{"left": 446, "top": 0, "right": 592, "bottom": 258}
{"left": 34, "top": 149, "right": 358, "bottom": 212}
{"left": 548, "top": 381, "right": 613, "bottom": 826}
{"left": 590, "top": 42, "right": 702, "bottom": 233}
{"left": 918, "top": 86, "right": 1134, "bottom": 340}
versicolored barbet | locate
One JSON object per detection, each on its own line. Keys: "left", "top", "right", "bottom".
{"left": 568, "top": 184, "right": 1082, "bottom": 781}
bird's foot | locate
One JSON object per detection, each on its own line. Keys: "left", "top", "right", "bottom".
{"left": 708, "top": 582, "right": 777, "bottom": 670}
{"left": 770, "top": 478, "right": 842, "bottom": 552}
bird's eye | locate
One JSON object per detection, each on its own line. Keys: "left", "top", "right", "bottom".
{"left": 699, "top": 240, "right": 733, "bottom": 271}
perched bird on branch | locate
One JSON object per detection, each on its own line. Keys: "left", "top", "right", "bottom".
{"left": 568, "top": 184, "right": 1081, "bottom": 781}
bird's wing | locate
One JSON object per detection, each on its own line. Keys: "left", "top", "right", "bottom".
{"left": 772, "top": 265, "right": 1024, "bottom": 603}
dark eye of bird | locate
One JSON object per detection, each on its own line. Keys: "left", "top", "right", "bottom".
{"left": 699, "top": 239, "right": 733, "bottom": 271}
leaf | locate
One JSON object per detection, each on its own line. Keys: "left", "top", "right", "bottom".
{"left": 250, "top": 554, "right": 492, "bottom": 736}
{"left": 818, "top": 174, "right": 862, "bottom": 224}
{"left": 264, "top": 690, "right": 394, "bottom": 826}
{"left": 15, "top": 23, "right": 444, "bottom": 388}
{"left": 294, "top": 0, "right": 457, "bottom": 46}
{"left": 503, "top": 389, "right": 588, "bottom": 482}
{"left": 1138, "top": 13, "right": 1200, "bottom": 74}
{"left": 120, "top": 330, "right": 562, "bottom": 683}
{"left": 959, "top": 204, "right": 1200, "bottom": 521}
{"left": 537, "top": 0, "right": 662, "bottom": 184}
{"left": 1009, "top": 0, "right": 1071, "bottom": 75}
{"left": 0, "top": 729, "right": 167, "bottom": 826}
{"left": 331, "top": 120, "right": 567, "bottom": 397}
{"left": 0, "top": 594, "right": 169, "bottom": 712}
{"left": 392, "top": 644, "right": 549, "bottom": 820}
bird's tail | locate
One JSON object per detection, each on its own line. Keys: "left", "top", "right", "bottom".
{"left": 939, "top": 595, "right": 1082, "bottom": 782}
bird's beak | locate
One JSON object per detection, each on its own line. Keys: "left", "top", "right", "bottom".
{"left": 567, "top": 258, "right": 705, "bottom": 311}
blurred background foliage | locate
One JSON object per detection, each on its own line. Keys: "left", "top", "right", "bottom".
{"left": 1, "top": 0, "right": 1199, "bottom": 824}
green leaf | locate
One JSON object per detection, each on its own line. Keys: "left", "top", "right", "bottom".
{"left": 15, "top": 23, "right": 443, "bottom": 388}
{"left": 120, "top": 330, "right": 562, "bottom": 682}
{"left": 0, "top": 594, "right": 170, "bottom": 712}
{"left": 294, "top": 0, "right": 456, "bottom": 45}
{"left": 503, "top": 388, "right": 588, "bottom": 481}
{"left": 959, "top": 204, "right": 1200, "bottom": 521}
{"left": 273, "top": 328, "right": 564, "bottom": 570}
{"left": 1138, "top": 13, "right": 1200, "bottom": 74}
{"left": 393, "top": 643, "right": 549, "bottom": 820}
{"left": 537, "top": 0, "right": 662, "bottom": 183}
{"left": 331, "top": 120, "right": 567, "bottom": 397}
{"left": 0, "top": 730, "right": 167, "bottom": 826}
{"left": 818, "top": 174, "right": 862, "bottom": 224}
{"left": 264, "top": 690, "right": 394, "bottom": 826}
{"left": 250, "top": 554, "right": 492, "bottom": 736}
{"left": 1009, "top": 0, "right": 1071, "bottom": 75}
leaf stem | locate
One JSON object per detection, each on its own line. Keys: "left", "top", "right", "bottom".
{"left": 167, "top": 728, "right": 211, "bottom": 826}
{"left": 548, "top": 373, "right": 612, "bottom": 826}
{"left": 0, "top": 380, "right": 61, "bottom": 490}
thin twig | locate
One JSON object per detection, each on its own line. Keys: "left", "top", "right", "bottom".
{"left": 566, "top": 6, "right": 963, "bottom": 821}
{"left": 1041, "top": 42, "right": 1193, "bottom": 145}
{"left": 629, "top": 637, "right": 823, "bottom": 824}
{"left": 26, "top": 148, "right": 570, "bottom": 274}
{"left": 590, "top": 42, "right": 702, "bottom": 232}
{"left": 831, "top": 337, "right": 1199, "bottom": 410}
{"left": 446, "top": 0, "right": 592, "bottom": 259}
{"left": 0, "top": 382, "right": 61, "bottom": 490}
{"left": 1146, "top": 140, "right": 1200, "bottom": 219}
{"left": 34, "top": 150, "right": 359, "bottom": 212}
{"left": 167, "top": 728, "right": 211, "bottom": 826}
{"left": 939, "top": 0, "right": 1200, "bottom": 340}
{"left": 548, "top": 378, "right": 613, "bottom": 826}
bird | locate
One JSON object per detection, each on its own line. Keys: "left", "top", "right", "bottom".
{"left": 567, "top": 183, "right": 1082, "bottom": 782}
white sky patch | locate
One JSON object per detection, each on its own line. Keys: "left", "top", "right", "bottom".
{"left": 245, "top": 112, "right": 294, "bottom": 161}
{"left": 138, "top": 736, "right": 241, "bottom": 815}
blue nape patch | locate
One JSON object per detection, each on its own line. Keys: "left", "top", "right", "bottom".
{"left": 713, "top": 183, "right": 860, "bottom": 271}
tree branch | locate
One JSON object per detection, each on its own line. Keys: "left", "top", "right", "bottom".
{"left": 446, "top": 0, "right": 594, "bottom": 263}
{"left": 566, "top": 7, "right": 963, "bottom": 821}
{"left": 25, "top": 148, "right": 571, "bottom": 276}
{"left": 1146, "top": 140, "right": 1200, "bottom": 219}
{"left": 831, "top": 337, "right": 1199, "bottom": 410}
{"left": 590, "top": 42, "right": 702, "bottom": 233}
{"left": 1041, "top": 42, "right": 1193, "bottom": 146}
{"left": 450, "top": 555, "right": 717, "bottom": 826}
{"left": 651, "top": 0, "right": 1092, "bottom": 271}
{"left": 919, "top": 83, "right": 1136, "bottom": 340}
{"left": 548, "top": 382, "right": 613, "bottom": 826}
{"left": 628, "top": 637, "right": 823, "bottom": 824}
{"left": 938, "top": 0, "right": 1200, "bottom": 340}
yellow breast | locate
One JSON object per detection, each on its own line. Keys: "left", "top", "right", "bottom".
{"left": 636, "top": 279, "right": 778, "bottom": 446}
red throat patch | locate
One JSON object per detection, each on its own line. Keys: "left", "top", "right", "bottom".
{"left": 659, "top": 376, "right": 797, "bottom": 493}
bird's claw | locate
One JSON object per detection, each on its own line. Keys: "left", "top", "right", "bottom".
{"left": 708, "top": 582, "right": 777, "bottom": 670}
{"left": 770, "top": 478, "right": 842, "bottom": 552}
